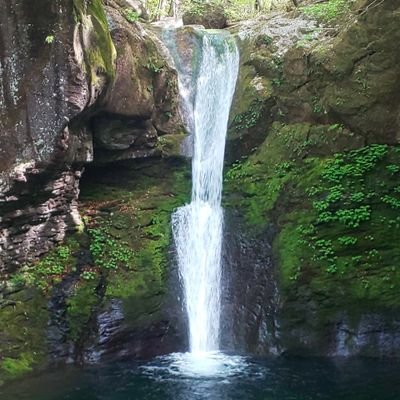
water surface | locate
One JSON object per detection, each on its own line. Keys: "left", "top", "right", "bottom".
{"left": 2, "top": 355, "right": 399, "bottom": 400}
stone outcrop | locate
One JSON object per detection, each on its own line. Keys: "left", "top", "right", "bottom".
{"left": 0, "top": 0, "right": 187, "bottom": 384}
{"left": 0, "top": 169, "right": 82, "bottom": 273}
{"left": 228, "top": 0, "right": 400, "bottom": 159}
{"left": 182, "top": 3, "right": 228, "bottom": 29}
{"left": 0, "top": 0, "right": 185, "bottom": 273}
{"left": 0, "top": 0, "right": 113, "bottom": 273}
{"left": 223, "top": 0, "right": 400, "bottom": 357}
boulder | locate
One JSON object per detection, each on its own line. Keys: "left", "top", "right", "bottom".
{"left": 182, "top": 2, "right": 228, "bottom": 29}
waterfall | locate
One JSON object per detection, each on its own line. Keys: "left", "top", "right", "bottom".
{"left": 171, "top": 32, "right": 239, "bottom": 354}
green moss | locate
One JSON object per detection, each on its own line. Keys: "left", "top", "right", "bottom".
{"left": 0, "top": 289, "right": 48, "bottom": 384}
{"left": 73, "top": 0, "right": 116, "bottom": 80}
{"left": 300, "top": 0, "right": 352, "bottom": 24}
{"left": 106, "top": 270, "right": 146, "bottom": 299}
{"left": 157, "top": 134, "right": 186, "bottom": 157}
{"left": 225, "top": 121, "right": 400, "bottom": 313}
{"left": 225, "top": 122, "right": 322, "bottom": 228}
{"left": 80, "top": 159, "right": 190, "bottom": 323}
{"left": 1, "top": 236, "right": 83, "bottom": 384}
{"left": 1, "top": 159, "right": 191, "bottom": 385}
{"left": 1, "top": 353, "right": 34, "bottom": 378}
{"left": 10, "top": 238, "right": 80, "bottom": 293}
{"left": 275, "top": 212, "right": 314, "bottom": 286}
{"left": 66, "top": 281, "right": 99, "bottom": 341}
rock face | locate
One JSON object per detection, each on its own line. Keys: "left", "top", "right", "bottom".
{"left": 92, "top": 4, "right": 186, "bottom": 162}
{"left": 0, "top": 0, "right": 113, "bottom": 273}
{"left": 0, "top": 0, "right": 185, "bottom": 273}
{"left": 0, "top": 169, "right": 82, "bottom": 273}
{"left": 182, "top": 3, "right": 228, "bottom": 29}
{"left": 221, "top": 214, "right": 280, "bottom": 355}
{"left": 0, "top": 0, "right": 188, "bottom": 385}
{"left": 223, "top": 1, "right": 400, "bottom": 357}
{"left": 228, "top": 1, "right": 400, "bottom": 156}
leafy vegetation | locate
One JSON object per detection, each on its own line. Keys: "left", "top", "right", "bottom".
{"left": 10, "top": 239, "right": 80, "bottom": 293}
{"left": 44, "top": 35, "right": 55, "bottom": 44}
{"left": 300, "top": 0, "right": 353, "bottom": 24}
{"left": 145, "top": 58, "right": 164, "bottom": 73}
{"left": 225, "top": 122, "right": 400, "bottom": 310}
{"left": 230, "top": 98, "right": 265, "bottom": 137}
{"left": 123, "top": 8, "right": 139, "bottom": 22}
{"left": 88, "top": 226, "right": 135, "bottom": 271}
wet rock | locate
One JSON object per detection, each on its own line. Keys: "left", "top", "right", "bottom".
{"left": 221, "top": 212, "right": 281, "bottom": 355}
{"left": 0, "top": 0, "right": 114, "bottom": 273}
{"left": 223, "top": 0, "right": 400, "bottom": 357}
{"left": 84, "top": 299, "right": 180, "bottom": 362}
{"left": 331, "top": 315, "right": 400, "bottom": 358}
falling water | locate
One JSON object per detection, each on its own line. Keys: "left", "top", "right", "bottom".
{"left": 172, "top": 32, "right": 239, "bottom": 354}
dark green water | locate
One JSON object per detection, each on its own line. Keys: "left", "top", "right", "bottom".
{"left": 1, "top": 354, "right": 400, "bottom": 400}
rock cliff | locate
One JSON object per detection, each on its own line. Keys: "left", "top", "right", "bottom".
{"left": 223, "top": 0, "right": 400, "bottom": 357}
{"left": 0, "top": 0, "right": 186, "bottom": 384}
{"left": 0, "top": 0, "right": 185, "bottom": 273}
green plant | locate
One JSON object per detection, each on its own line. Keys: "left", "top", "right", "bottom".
{"left": 312, "top": 96, "right": 324, "bottom": 114}
{"left": 145, "top": 58, "right": 164, "bottom": 73}
{"left": 81, "top": 270, "right": 97, "bottom": 280}
{"left": 45, "top": 35, "right": 55, "bottom": 44}
{"left": 261, "top": 35, "right": 273, "bottom": 46}
{"left": 10, "top": 241, "right": 78, "bottom": 292}
{"left": 386, "top": 164, "right": 400, "bottom": 174}
{"left": 271, "top": 77, "right": 284, "bottom": 87}
{"left": 231, "top": 99, "right": 264, "bottom": 133}
{"left": 381, "top": 195, "right": 400, "bottom": 209}
{"left": 124, "top": 8, "right": 139, "bottom": 22}
{"left": 300, "top": 0, "right": 351, "bottom": 24}
{"left": 328, "top": 123, "right": 343, "bottom": 131}
{"left": 88, "top": 227, "right": 135, "bottom": 271}
{"left": 338, "top": 236, "right": 358, "bottom": 246}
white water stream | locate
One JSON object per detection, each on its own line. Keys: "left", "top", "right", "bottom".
{"left": 171, "top": 33, "right": 239, "bottom": 354}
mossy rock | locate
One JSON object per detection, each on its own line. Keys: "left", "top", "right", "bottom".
{"left": 225, "top": 119, "right": 400, "bottom": 354}
{"left": 73, "top": 0, "right": 116, "bottom": 82}
{"left": 183, "top": 2, "right": 228, "bottom": 29}
{"left": 0, "top": 288, "right": 48, "bottom": 384}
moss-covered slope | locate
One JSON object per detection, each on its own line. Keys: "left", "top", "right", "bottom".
{"left": 0, "top": 158, "right": 190, "bottom": 385}
{"left": 225, "top": 121, "right": 400, "bottom": 355}
{"left": 224, "top": 0, "right": 400, "bottom": 356}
